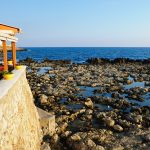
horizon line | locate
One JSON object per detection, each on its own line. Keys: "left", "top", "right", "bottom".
{"left": 19, "top": 46, "right": 150, "bottom": 48}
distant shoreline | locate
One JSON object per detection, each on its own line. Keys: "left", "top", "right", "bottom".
{"left": 0, "top": 46, "right": 27, "bottom": 52}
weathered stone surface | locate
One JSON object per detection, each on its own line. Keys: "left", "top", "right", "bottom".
{"left": 39, "top": 94, "right": 48, "bottom": 104}
{"left": 113, "top": 125, "right": 123, "bottom": 132}
{"left": 143, "top": 134, "right": 150, "bottom": 142}
{"left": 41, "top": 143, "right": 51, "bottom": 150}
{"left": 0, "top": 67, "right": 41, "bottom": 150}
{"left": 95, "top": 145, "right": 105, "bottom": 150}
{"left": 104, "top": 117, "right": 115, "bottom": 127}
{"left": 37, "top": 107, "right": 55, "bottom": 136}
{"left": 84, "top": 98, "right": 93, "bottom": 109}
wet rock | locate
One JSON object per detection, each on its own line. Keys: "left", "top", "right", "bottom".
{"left": 86, "top": 115, "right": 92, "bottom": 120}
{"left": 59, "top": 122, "right": 68, "bottom": 132}
{"left": 68, "top": 76, "right": 74, "bottom": 81}
{"left": 39, "top": 94, "right": 48, "bottom": 104}
{"left": 42, "top": 74, "right": 50, "bottom": 80}
{"left": 145, "top": 82, "right": 150, "bottom": 86}
{"left": 85, "top": 109, "right": 93, "bottom": 115}
{"left": 109, "top": 86, "right": 122, "bottom": 92}
{"left": 85, "top": 98, "right": 94, "bottom": 109}
{"left": 126, "top": 79, "right": 133, "bottom": 85}
{"left": 104, "top": 117, "right": 115, "bottom": 127}
{"left": 79, "top": 109, "right": 86, "bottom": 114}
{"left": 73, "top": 141, "right": 88, "bottom": 150}
{"left": 56, "top": 115, "right": 68, "bottom": 123}
{"left": 61, "top": 131, "right": 72, "bottom": 138}
{"left": 70, "top": 134, "right": 81, "bottom": 142}
{"left": 143, "top": 88, "right": 149, "bottom": 92}
{"left": 85, "top": 138, "right": 96, "bottom": 147}
{"left": 118, "top": 119, "right": 131, "bottom": 128}
{"left": 95, "top": 145, "right": 105, "bottom": 150}
{"left": 112, "top": 145, "right": 124, "bottom": 150}
{"left": 113, "top": 125, "right": 123, "bottom": 132}
{"left": 143, "top": 134, "right": 150, "bottom": 142}
{"left": 111, "top": 93, "right": 119, "bottom": 98}
{"left": 91, "top": 83, "right": 97, "bottom": 87}
{"left": 134, "top": 115, "right": 143, "bottom": 123}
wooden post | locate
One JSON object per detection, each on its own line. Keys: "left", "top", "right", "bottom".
{"left": 11, "top": 42, "right": 16, "bottom": 68}
{"left": 2, "top": 40, "right": 8, "bottom": 71}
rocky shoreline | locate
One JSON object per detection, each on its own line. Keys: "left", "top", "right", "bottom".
{"left": 20, "top": 58, "right": 150, "bottom": 150}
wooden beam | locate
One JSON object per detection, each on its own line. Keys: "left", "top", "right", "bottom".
{"left": 2, "top": 40, "right": 8, "bottom": 71}
{"left": 0, "top": 32, "right": 18, "bottom": 41}
{"left": 12, "top": 42, "right": 16, "bottom": 68}
{"left": 0, "top": 30, "right": 14, "bottom": 35}
{"left": 0, "top": 24, "right": 20, "bottom": 34}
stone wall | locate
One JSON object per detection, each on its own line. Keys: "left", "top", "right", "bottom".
{"left": 0, "top": 67, "right": 41, "bottom": 150}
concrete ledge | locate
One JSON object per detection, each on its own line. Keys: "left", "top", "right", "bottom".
{"left": 0, "top": 66, "right": 26, "bottom": 99}
{"left": 37, "top": 107, "right": 55, "bottom": 136}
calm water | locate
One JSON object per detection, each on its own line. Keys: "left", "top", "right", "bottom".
{"left": 8, "top": 47, "right": 150, "bottom": 62}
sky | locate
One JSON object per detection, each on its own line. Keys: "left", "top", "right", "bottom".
{"left": 1, "top": 0, "right": 150, "bottom": 47}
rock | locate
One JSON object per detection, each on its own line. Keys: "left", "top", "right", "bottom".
{"left": 95, "top": 145, "right": 105, "bottom": 150}
{"left": 97, "top": 112, "right": 106, "bottom": 119}
{"left": 68, "top": 76, "right": 74, "bottom": 81}
{"left": 85, "top": 109, "right": 93, "bottom": 115}
{"left": 56, "top": 115, "right": 68, "bottom": 122}
{"left": 50, "top": 134, "right": 59, "bottom": 144}
{"left": 113, "top": 125, "right": 123, "bottom": 132}
{"left": 110, "top": 86, "right": 121, "bottom": 91}
{"left": 41, "top": 143, "right": 51, "bottom": 150}
{"left": 111, "top": 93, "right": 119, "bottom": 98}
{"left": 131, "top": 95, "right": 137, "bottom": 99}
{"left": 61, "top": 131, "right": 72, "bottom": 138}
{"left": 86, "top": 115, "right": 92, "bottom": 120}
{"left": 59, "top": 122, "right": 68, "bottom": 132}
{"left": 145, "top": 82, "right": 150, "bottom": 86}
{"left": 42, "top": 74, "right": 50, "bottom": 80}
{"left": 134, "top": 115, "right": 142, "bottom": 123}
{"left": 85, "top": 98, "right": 93, "bottom": 109}
{"left": 73, "top": 141, "right": 88, "bottom": 150}
{"left": 39, "top": 94, "right": 48, "bottom": 104}
{"left": 79, "top": 109, "right": 86, "bottom": 114}
{"left": 126, "top": 80, "right": 133, "bottom": 84}
{"left": 104, "top": 117, "right": 115, "bottom": 127}
{"left": 112, "top": 145, "right": 124, "bottom": 150}
{"left": 70, "top": 134, "right": 81, "bottom": 142}
{"left": 143, "top": 88, "right": 149, "bottom": 92}
{"left": 143, "top": 134, "right": 150, "bottom": 142}
{"left": 91, "top": 83, "right": 97, "bottom": 87}
{"left": 85, "top": 138, "right": 96, "bottom": 147}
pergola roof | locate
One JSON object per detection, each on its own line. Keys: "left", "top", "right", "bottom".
{"left": 0, "top": 23, "right": 21, "bottom": 71}
{"left": 0, "top": 24, "right": 21, "bottom": 34}
{"left": 0, "top": 24, "right": 21, "bottom": 42}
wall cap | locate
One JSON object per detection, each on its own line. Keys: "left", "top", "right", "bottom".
{"left": 0, "top": 66, "right": 26, "bottom": 99}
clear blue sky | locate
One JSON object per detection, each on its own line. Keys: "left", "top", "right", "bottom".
{"left": 1, "top": 0, "right": 150, "bottom": 47}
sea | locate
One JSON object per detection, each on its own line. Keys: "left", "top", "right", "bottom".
{"left": 8, "top": 47, "right": 150, "bottom": 108}
{"left": 9, "top": 47, "right": 150, "bottom": 63}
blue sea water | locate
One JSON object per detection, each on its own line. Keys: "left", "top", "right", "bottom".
{"left": 10, "top": 47, "right": 150, "bottom": 62}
